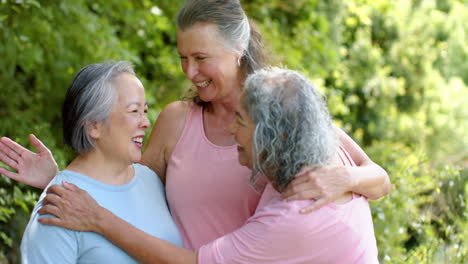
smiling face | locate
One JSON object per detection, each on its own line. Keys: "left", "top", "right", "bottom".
{"left": 177, "top": 22, "right": 243, "bottom": 103}
{"left": 230, "top": 93, "right": 255, "bottom": 169}
{"left": 92, "top": 73, "right": 150, "bottom": 164}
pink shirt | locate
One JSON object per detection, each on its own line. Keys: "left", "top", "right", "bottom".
{"left": 165, "top": 104, "right": 261, "bottom": 250}
{"left": 198, "top": 183, "right": 379, "bottom": 263}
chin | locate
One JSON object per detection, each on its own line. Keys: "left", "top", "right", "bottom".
{"left": 131, "top": 154, "right": 142, "bottom": 163}
{"left": 245, "top": 162, "right": 253, "bottom": 169}
{"left": 237, "top": 157, "right": 252, "bottom": 169}
{"left": 237, "top": 156, "right": 247, "bottom": 167}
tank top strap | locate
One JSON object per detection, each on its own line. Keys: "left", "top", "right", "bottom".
{"left": 338, "top": 145, "right": 356, "bottom": 167}
{"left": 173, "top": 103, "right": 202, "bottom": 150}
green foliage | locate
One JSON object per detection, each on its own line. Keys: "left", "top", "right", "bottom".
{"left": 368, "top": 142, "right": 467, "bottom": 263}
{"left": 0, "top": 0, "right": 466, "bottom": 263}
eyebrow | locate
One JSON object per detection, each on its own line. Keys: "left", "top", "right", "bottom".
{"left": 127, "top": 102, "right": 148, "bottom": 107}
{"left": 179, "top": 51, "right": 208, "bottom": 57}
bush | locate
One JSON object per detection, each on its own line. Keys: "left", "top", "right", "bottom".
{"left": 368, "top": 142, "right": 467, "bottom": 263}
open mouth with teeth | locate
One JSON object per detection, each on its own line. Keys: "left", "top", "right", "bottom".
{"left": 195, "top": 80, "right": 212, "bottom": 88}
{"left": 132, "top": 136, "right": 144, "bottom": 149}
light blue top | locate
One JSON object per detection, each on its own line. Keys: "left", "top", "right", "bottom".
{"left": 21, "top": 163, "right": 183, "bottom": 264}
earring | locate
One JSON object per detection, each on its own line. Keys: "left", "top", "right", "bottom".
{"left": 237, "top": 57, "right": 241, "bottom": 67}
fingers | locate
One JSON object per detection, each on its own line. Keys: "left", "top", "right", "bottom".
{"left": 29, "top": 134, "right": 50, "bottom": 154}
{"left": 282, "top": 176, "right": 321, "bottom": 200}
{"left": 38, "top": 204, "right": 61, "bottom": 217}
{"left": 38, "top": 216, "right": 66, "bottom": 228}
{"left": 63, "top": 181, "right": 80, "bottom": 191}
{"left": 290, "top": 174, "right": 310, "bottom": 185}
{"left": 0, "top": 167, "right": 20, "bottom": 181}
{"left": 284, "top": 190, "right": 321, "bottom": 201}
{"left": 0, "top": 141, "right": 21, "bottom": 170}
{"left": 0, "top": 149, "right": 19, "bottom": 171}
{"left": 294, "top": 166, "right": 315, "bottom": 178}
{"left": 43, "top": 192, "right": 63, "bottom": 207}
{"left": 0, "top": 136, "right": 30, "bottom": 156}
{"left": 299, "top": 198, "right": 329, "bottom": 214}
{"left": 282, "top": 177, "right": 310, "bottom": 198}
{"left": 283, "top": 186, "right": 310, "bottom": 200}
{"left": 46, "top": 184, "right": 68, "bottom": 197}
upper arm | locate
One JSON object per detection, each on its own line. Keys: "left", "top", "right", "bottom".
{"left": 335, "top": 125, "right": 391, "bottom": 198}
{"left": 21, "top": 213, "right": 78, "bottom": 263}
{"left": 140, "top": 101, "right": 189, "bottom": 184}
{"left": 335, "top": 126, "right": 372, "bottom": 166}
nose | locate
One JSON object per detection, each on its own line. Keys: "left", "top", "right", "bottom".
{"left": 140, "top": 114, "right": 150, "bottom": 130}
{"left": 184, "top": 59, "right": 198, "bottom": 80}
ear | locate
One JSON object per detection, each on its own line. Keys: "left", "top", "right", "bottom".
{"left": 87, "top": 121, "right": 102, "bottom": 140}
{"left": 235, "top": 49, "right": 245, "bottom": 67}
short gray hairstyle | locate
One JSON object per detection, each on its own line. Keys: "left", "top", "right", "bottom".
{"left": 242, "top": 67, "right": 337, "bottom": 191}
{"left": 62, "top": 60, "right": 135, "bottom": 153}
{"left": 178, "top": 0, "right": 268, "bottom": 105}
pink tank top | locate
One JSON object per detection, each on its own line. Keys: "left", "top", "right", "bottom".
{"left": 165, "top": 104, "right": 261, "bottom": 250}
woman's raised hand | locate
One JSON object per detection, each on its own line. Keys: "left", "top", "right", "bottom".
{"left": 0, "top": 134, "right": 58, "bottom": 189}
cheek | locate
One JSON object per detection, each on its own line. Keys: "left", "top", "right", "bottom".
{"left": 199, "top": 62, "right": 217, "bottom": 77}
{"left": 117, "top": 116, "right": 137, "bottom": 132}
{"left": 206, "top": 57, "right": 235, "bottom": 76}
{"left": 246, "top": 136, "right": 254, "bottom": 159}
{"left": 241, "top": 134, "right": 251, "bottom": 154}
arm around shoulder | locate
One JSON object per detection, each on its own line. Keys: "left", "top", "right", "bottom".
{"left": 100, "top": 207, "right": 198, "bottom": 264}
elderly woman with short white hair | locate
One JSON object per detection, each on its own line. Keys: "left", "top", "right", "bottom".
{"left": 20, "top": 61, "right": 183, "bottom": 263}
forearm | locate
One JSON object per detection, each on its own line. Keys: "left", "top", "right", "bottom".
{"left": 347, "top": 160, "right": 391, "bottom": 199}
{"left": 95, "top": 208, "right": 197, "bottom": 264}
{"left": 336, "top": 126, "right": 391, "bottom": 199}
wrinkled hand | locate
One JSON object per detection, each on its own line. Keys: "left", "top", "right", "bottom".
{"left": 38, "top": 182, "right": 103, "bottom": 232}
{"left": 282, "top": 166, "right": 352, "bottom": 214}
{"left": 0, "top": 134, "right": 58, "bottom": 189}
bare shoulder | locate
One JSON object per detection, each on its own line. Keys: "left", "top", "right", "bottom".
{"left": 141, "top": 101, "right": 192, "bottom": 182}
{"left": 148, "top": 100, "right": 191, "bottom": 152}
{"left": 155, "top": 101, "right": 192, "bottom": 144}
{"left": 158, "top": 101, "right": 191, "bottom": 128}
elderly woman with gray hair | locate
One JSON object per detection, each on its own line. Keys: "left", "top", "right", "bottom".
{"left": 20, "top": 61, "right": 183, "bottom": 263}
{"left": 61, "top": 67, "right": 377, "bottom": 264}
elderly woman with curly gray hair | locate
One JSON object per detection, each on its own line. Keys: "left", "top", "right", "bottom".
{"left": 44, "top": 67, "right": 378, "bottom": 263}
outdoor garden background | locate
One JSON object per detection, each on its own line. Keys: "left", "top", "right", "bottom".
{"left": 0, "top": 0, "right": 467, "bottom": 263}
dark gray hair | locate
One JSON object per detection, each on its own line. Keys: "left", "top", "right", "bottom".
{"left": 62, "top": 61, "right": 135, "bottom": 153}
{"left": 242, "top": 67, "right": 337, "bottom": 191}
{"left": 177, "top": 0, "right": 268, "bottom": 104}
